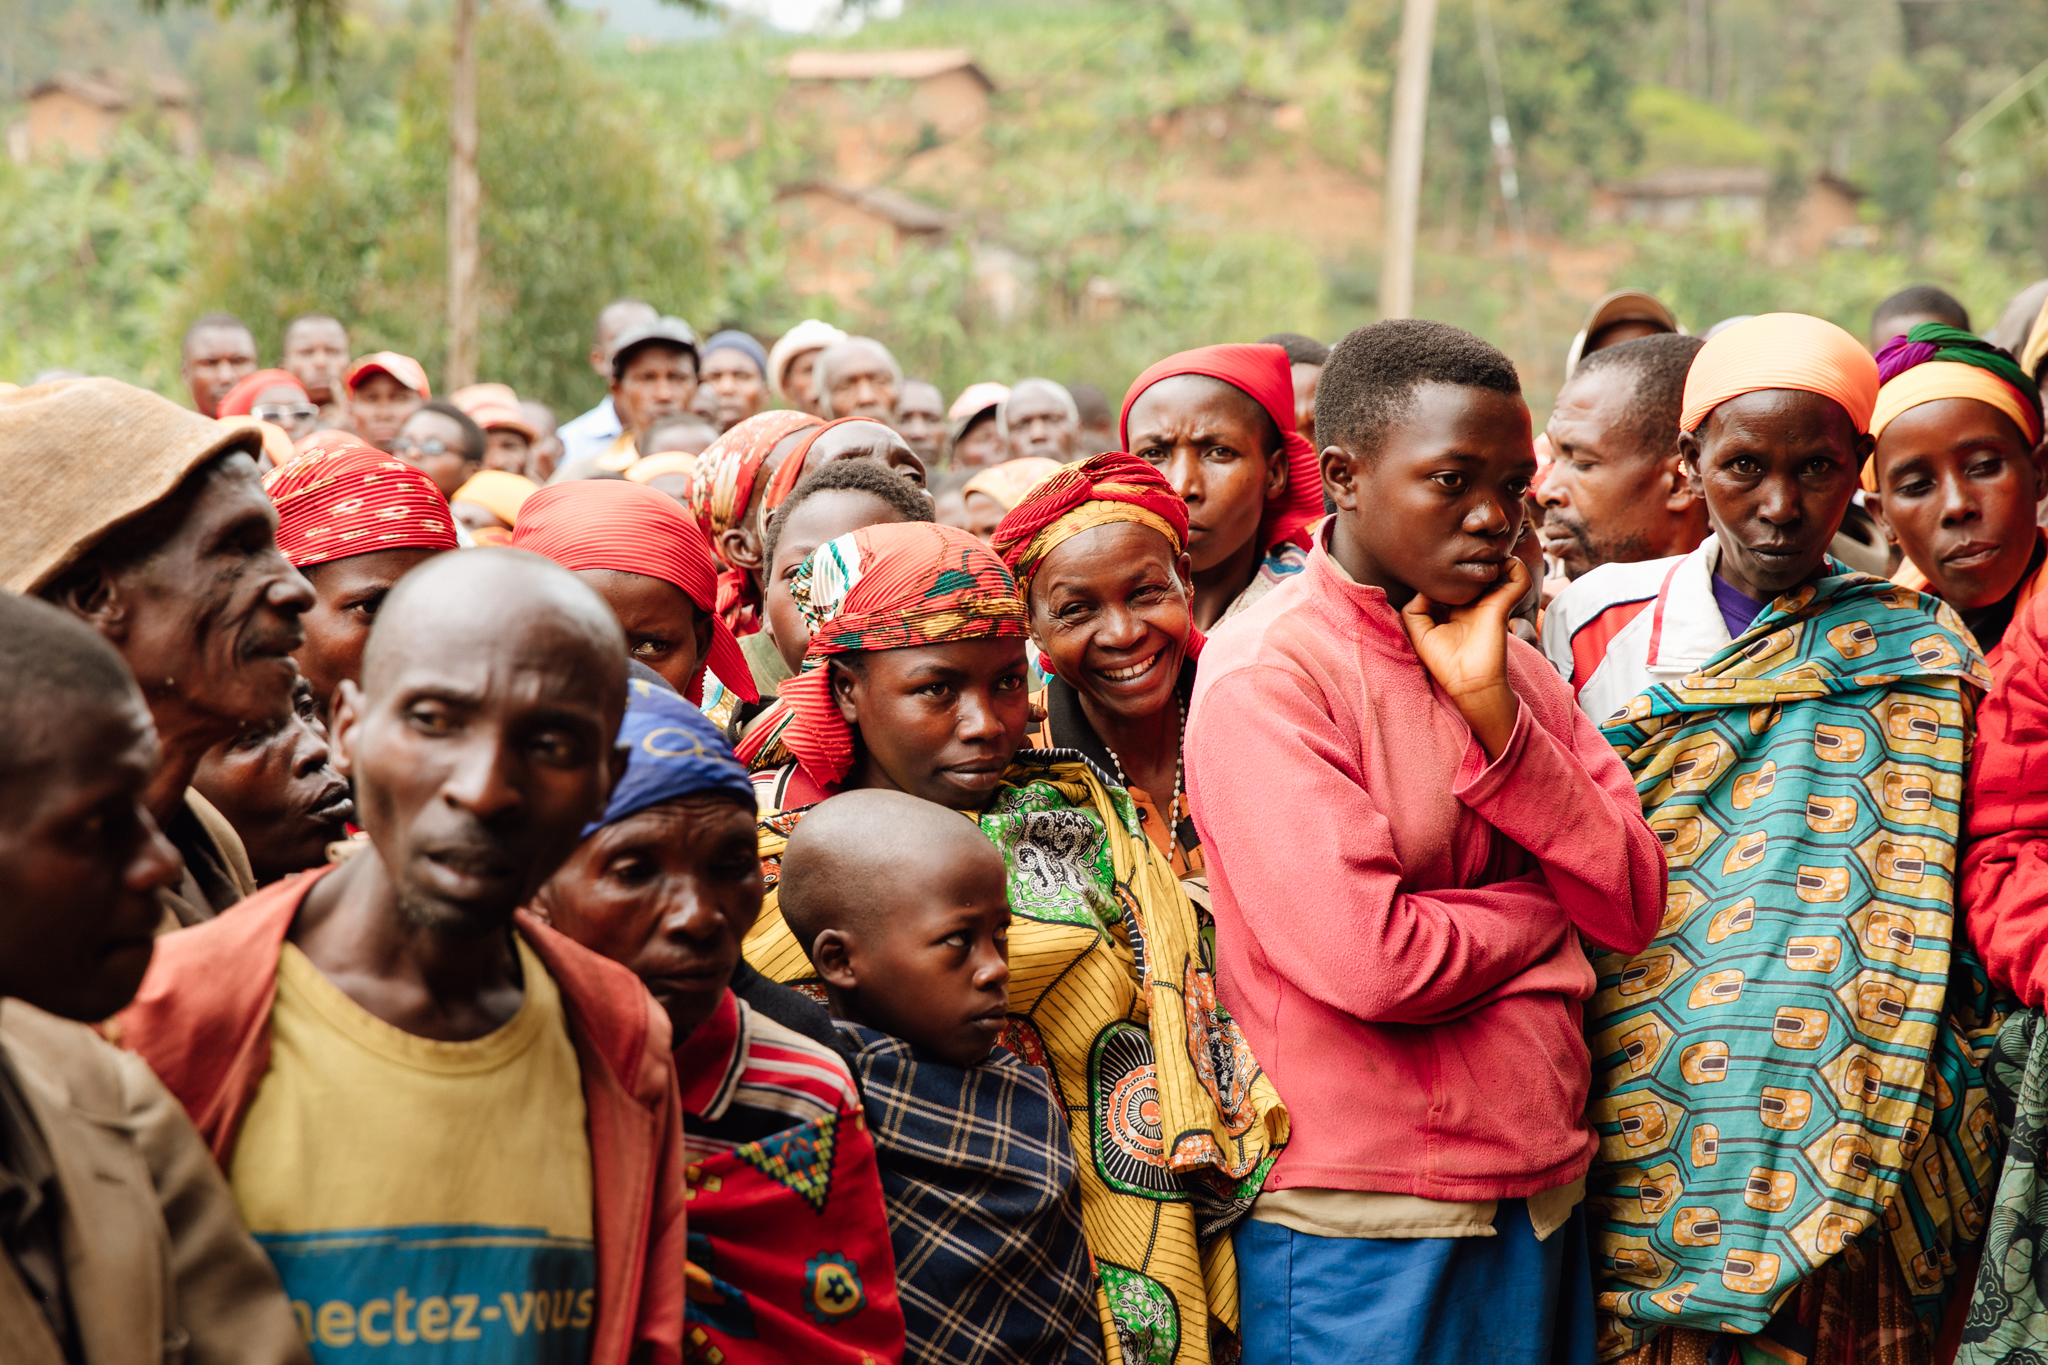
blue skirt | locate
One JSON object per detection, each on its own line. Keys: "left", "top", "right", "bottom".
{"left": 1233, "top": 1198, "right": 1598, "bottom": 1365}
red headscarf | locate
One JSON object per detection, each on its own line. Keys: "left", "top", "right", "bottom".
{"left": 262, "top": 441, "right": 458, "bottom": 570}
{"left": 991, "top": 451, "right": 1205, "bottom": 668}
{"left": 1119, "top": 342, "right": 1323, "bottom": 556}
{"left": 513, "top": 480, "right": 759, "bottom": 706}
{"left": 759, "top": 416, "right": 892, "bottom": 515}
{"left": 688, "top": 410, "right": 826, "bottom": 636}
{"left": 733, "top": 522, "right": 1028, "bottom": 790}
{"left": 217, "top": 369, "right": 308, "bottom": 419}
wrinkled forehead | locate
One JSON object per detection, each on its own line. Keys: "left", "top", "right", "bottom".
{"left": 1695, "top": 388, "right": 1860, "bottom": 456}
{"left": 814, "top": 420, "right": 910, "bottom": 461}
{"left": 366, "top": 599, "right": 622, "bottom": 719}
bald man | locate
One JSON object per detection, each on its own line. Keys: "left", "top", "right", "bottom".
{"left": 116, "top": 550, "right": 689, "bottom": 1365}
{"left": 816, "top": 337, "right": 902, "bottom": 422}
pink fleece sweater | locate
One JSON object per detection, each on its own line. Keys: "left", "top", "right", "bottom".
{"left": 1187, "top": 536, "right": 1664, "bottom": 1202}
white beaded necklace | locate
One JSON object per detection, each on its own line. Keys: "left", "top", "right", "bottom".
{"left": 1102, "top": 695, "right": 1186, "bottom": 837}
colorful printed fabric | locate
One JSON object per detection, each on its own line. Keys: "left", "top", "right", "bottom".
{"left": 1587, "top": 572, "right": 2000, "bottom": 1359}
{"left": 262, "top": 440, "right": 458, "bottom": 570}
{"left": 1956, "top": 1009, "right": 2048, "bottom": 1365}
{"left": 687, "top": 410, "right": 824, "bottom": 635}
{"left": 744, "top": 750, "right": 1290, "bottom": 1365}
{"left": 840, "top": 1021, "right": 1103, "bottom": 1365}
{"left": 512, "top": 479, "right": 759, "bottom": 705}
{"left": 1118, "top": 344, "right": 1322, "bottom": 556}
{"left": 587, "top": 680, "right": 755, "bottom": 836}
{"left": 732, "top": 522, "right": 1028, "bottom": 789}
{"left": 682, "top": 992, "right": 906, "bottom": 1365}
{"left": 991, "top": 452, "right": 1192, "bottom": 604}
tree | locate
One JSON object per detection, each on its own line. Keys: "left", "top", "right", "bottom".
{"left": 1950, "top": 58, "right": 2048, "bottom": 269}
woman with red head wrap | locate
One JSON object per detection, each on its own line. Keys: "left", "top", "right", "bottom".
{"left": 1121, "top": 342, "right": 1324, "bottom": 629}
{"left": 513, "top": 479, "right": 758, "bottom": 707}
{"left": 688, "top": 410, "right": 825, "bottom": 638}
{"left": 736, "top": 519, "right": 1287, "bottom": 1365}
{"left": 992, "top": 453, "right": 1205, "bottom": 876}
{"left": 218, "top": 369, "right": 318, "bottom": 443}
{"left": 262, "top": 440, "right": 458, "bottom": 718}
{"left": 758, "top": 416, "right": 927, "bottom": 516}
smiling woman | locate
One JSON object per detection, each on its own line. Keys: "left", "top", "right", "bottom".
{"left": 993, "top": 453, "right": 1204, "bottom": 877}
{"left": 736, "top": 520, "right": 1288, "bottom": 1365}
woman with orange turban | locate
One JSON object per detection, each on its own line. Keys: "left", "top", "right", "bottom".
{"left": 1120, "top": 343, "right": 1324, "bottom": 629}
{"left": 1559, "top": 314, "right": 2001, "bottom": 1365}
{"left": 1864, "top": 324, "right": 2047, "bottom": 673}
{"left": 992, "top": 453, "right": 1205, "bottom": 878}
{"left": 513, "top": 479, "right": 758, "bottom": 707}
{"left": 736, "top": 519, "right": 1286, "bottom": 1365}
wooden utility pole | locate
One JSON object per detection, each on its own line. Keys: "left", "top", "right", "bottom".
{"left": 446, "top": 0, "right": 481, "bottom": 390}
{"left": 1380, "top": 0, "right": 1438, "bottom": 320}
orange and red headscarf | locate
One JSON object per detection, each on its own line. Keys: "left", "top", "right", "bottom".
{"left": 513, "top": 480, "right": 759, "bottom": 706}
{"left": 263, "top": 440, "right": 458, "bottom": 570}
{"left": 1119, "top": 342, "right": 1323, "bottom": 557}
{"left": 687, "top": 410, "right": 826, "bottom": 635}
{"left": 733, "top": 522, "right": 1028, "bottom": 789}
{"left": 992, "top": 453, "right": 1190, "bottom": 596}
{"left": 217, "top": 369, "right": 307, "bottom": 419}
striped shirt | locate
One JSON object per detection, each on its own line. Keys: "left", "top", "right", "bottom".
{"left": 678, "top": 988, "right": 861, "bottom": 1160}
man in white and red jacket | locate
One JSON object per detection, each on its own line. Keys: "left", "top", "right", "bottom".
{"left": 1187, "top": 320, "right": 1664, "bottom": 1365}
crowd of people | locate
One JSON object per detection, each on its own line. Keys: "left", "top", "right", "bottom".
{"left": 3, "top": 272, "right": 2048, "bottom": 1365}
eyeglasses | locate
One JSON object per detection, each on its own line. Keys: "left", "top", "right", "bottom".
{"left": 253, "top": 402, "right": 319, "bottom": 424}
{"left": 390, "top": 437, "right": 453, "bottom": 458}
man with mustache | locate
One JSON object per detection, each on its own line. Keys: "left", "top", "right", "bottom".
{"left": 1, "top": 379, "right": 315, "bottom": 924}
{"left": 114, "top": 548, "right": 688, "bottom": 1365}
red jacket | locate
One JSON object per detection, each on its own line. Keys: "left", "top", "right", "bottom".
{"left": 1186, "top": 532, "right": 1665, "bottom": 1200}
{"left": 111, "top": 864, "right": 687, "bottom": 1365}
{"left": 1966, "top": 586, "right": 2048, "bottom": 1005}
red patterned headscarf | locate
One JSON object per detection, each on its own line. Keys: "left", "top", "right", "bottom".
{"left": 512, "top": 480, "right": 759, "bottom": 705}
{"left": 1119, "top": 342, "right": 1323, "bottom": 556}
{"left": 687, "top": 410, "right": 825, "bottom": 636}
{"left": 733, "top": 522, "right": 1028, "bottom": 788}
{"left": 262, "top": 441, "right": 458, "bottom": 570}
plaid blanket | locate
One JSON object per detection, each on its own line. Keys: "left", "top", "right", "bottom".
{"left": 841, "top": 1023, "right": 1104, "bottom": 1365}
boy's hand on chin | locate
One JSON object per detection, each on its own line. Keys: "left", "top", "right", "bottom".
{"left": 1401, "top": 556, "right": 1527, "bottom": 760}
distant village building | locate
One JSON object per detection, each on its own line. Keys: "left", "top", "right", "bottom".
{"left": 1590, "top": 166, "right": 1871, "bottom": 256}
{"left": 9, "top": 71, "right": 200, "bottom": 163}
{"left": 779, "top": 47, "right": 993, "bottom": 184}
{"left": 774, "top": 182, "right": 955, "bottom": 309}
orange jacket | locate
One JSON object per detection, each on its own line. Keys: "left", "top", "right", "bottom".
{"left": 111, "top": 864, "right": 686, "bottom": 1365}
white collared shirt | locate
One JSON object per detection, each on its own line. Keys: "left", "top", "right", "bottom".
{"left": 1540, "top": 538, "right": 1735, "bottom": 723}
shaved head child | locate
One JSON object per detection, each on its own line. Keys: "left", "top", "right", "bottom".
{"left": 781, "top": 789, "right": 1104, "bottom": 1365}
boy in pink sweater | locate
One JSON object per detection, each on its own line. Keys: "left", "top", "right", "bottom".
{"left": 1186, "top": 319, "right": 1664, "bottom": 1364}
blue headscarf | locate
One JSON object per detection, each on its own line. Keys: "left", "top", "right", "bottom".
{"left": 586, "top": 678, "right": 756, "bottom": 835}
{"left": 701, "top": 330, "right": 769, "bottom": 379}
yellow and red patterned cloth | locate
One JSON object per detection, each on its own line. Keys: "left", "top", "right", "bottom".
{"left": 688, "top": 410, "right": 826, "bottom": 635}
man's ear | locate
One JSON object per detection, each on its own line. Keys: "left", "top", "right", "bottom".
{"left": 1321, "top": 443, "right": 1360, "bottom": 513}
{"left": 812, "top": 928, "right": 857, "bottom": 991}
{"left": 46, "top": 561, "right": 127, "bottom": 643}
{"left": 327, "top": 679, "right": 365, "bottom": 780}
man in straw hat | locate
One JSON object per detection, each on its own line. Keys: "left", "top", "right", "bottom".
{"left": 0, "top": 379, "right": 315, "bottom": 924}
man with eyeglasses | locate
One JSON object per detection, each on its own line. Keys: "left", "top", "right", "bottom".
{"left": 390, "top": 401, "right": 488, "bottom": 546}
{"left": 218, "top": 370, "right": 323, "bottom": 445}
